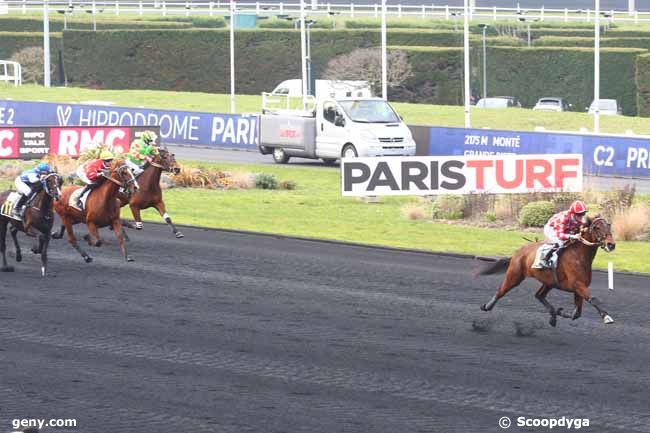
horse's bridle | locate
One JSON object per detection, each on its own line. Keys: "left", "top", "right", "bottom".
{"left": 105, "top": 164, "right": 139, "bottom": 192}
{"left": 41, "top": 173, "right": 62, "bottom": 199}
{"left": 577, "top": 217, "right": 610, "bottom": 249}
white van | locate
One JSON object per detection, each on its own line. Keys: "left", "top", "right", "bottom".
{"left": 271, "top": 79, "right": 373, "bottom": 100}
{"left": 259, "top": 95, "right": 416, "bottom": 164}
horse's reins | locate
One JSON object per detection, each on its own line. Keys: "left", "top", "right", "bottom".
{"left": 105, "top": 165, "right": 138, "bottom": 190}
{"left": 576, "top": 217, "right": 607, "bottom": 248}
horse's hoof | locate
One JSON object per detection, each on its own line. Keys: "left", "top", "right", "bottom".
{"left": 84, "top": 256, "right": 93, "bottom": 263}
{"left": 32, "top": 247, "right": 41, "bottom": 254}
{"left": 480, "top": 304, "right": 489, "bottom": 312}
{"left": 549, "top": 315, "right": 557, "bottom": 327}
{"left": 41, "top": 266, "right": 46, "bottom": 277}
{"left": 175, "top": 231, "right": 184, "bottom": 239}
{"left": 603, "top": 315, "right": 615, "bottom": 325}
{"left": 126, "top": 256, "right": 135, "bottom": 262}
{"left": 95, "top": 240, "right": 103, "bottom": 248}
{"left": 15, "top": 254, "right": 22, "bottom": 263}
{"left": 1, "top": 266, "right": 15, "bottom": 272}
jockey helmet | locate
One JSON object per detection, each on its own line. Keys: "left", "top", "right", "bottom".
{"left": 36, "top": 162, "right": 51, "bottom": 173}
{"left": 570, "top": 200, "right": 587, "bottom": 215}
{"left": 99, "top": 150, "right": 114, "bottom": 161}
{"left": 141, "top": 130, "right": 157, "bottom": 145}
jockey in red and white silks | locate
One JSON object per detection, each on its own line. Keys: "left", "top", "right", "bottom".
{"left": 543, "top": 200, "right": 588, "bottom": 245}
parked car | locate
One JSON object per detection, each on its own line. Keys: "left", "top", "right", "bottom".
{"left": 587, "top": 99, "right": 622, "bottom": 116}
{"left": 475, "top": 96, "right": 522, "bottom": 109}
{"left": 533, "top": 97, "right": 571, "bottom": 112}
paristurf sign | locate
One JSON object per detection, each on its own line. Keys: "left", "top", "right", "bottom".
{"left": 341, "top": 155, "right": 583, "bottom": 196}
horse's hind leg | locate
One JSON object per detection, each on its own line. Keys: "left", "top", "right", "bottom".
{"left": 52, "top": 224, "right": 65, "bottom": 239}
{"left": 9, "top": 226, "right": 22, "bottom": 262}
{"left": 63, "top": 218, "right": 92, "bottom": 263}
{"left": 112, "top": 219, "right": 134, "bottom": 262}
{"left": 481, "top": 268, "right": 525, "bottom": 312}
{"left": 575, "top": 282, "right": 614, "bottom": 324}
{"left": 0, "top": 220, "right": 13, "bottom": 272}
{"left": 535, "top": 285, "right": 559, "bottom": 327}
{"left": 39, "top": 232, "right": 50, "bottom": 277}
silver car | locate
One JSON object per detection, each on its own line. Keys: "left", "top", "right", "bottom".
{"left": 588, "top": 99, "right": 622, "bottom": 116}
{"left": 533, "top": 97, "right": 571, "bottom": 112}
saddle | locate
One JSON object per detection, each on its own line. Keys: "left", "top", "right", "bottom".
{"left": 0, "top": 192, "right": 22, "bottom": 220}
{"left": 69, "top": 188, "right": 91, "bottom": 211}
{"left": 532, "top": 243, "right": 562, "bottom": 270}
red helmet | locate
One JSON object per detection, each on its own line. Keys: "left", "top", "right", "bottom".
{"left": 570, "top": 200, "right": 587, "bottom": 215}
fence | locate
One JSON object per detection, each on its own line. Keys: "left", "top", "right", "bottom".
{"left": 0, "top": 61, "right": 22, "bottom": 87}
{"left": 2, "top": 0, "right": 650, "bottom": 24}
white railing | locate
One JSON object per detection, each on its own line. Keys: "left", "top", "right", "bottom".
{"left": 2, "top": 1, "right": 650, "bottom": 24}
{"left": 0, "top": 0, "right": 8, "bottom": 14}
{"left": 262, "top": 92, "right": 316, "bottom": 116}
{"left": 0, "top": 60, "right": 22, "bottom": 86}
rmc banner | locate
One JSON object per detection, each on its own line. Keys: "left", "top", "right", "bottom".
{"left": 0, "top": 126, "right": 159, "bottom": 159}
{"left": 0, "top": 99, "right": 257, "bottom": 150}
{"left": 341, "top": 155, "right": 583, "bottom": 197}
{"left": 428, "top": 126, "right": 650, "bottom": 178}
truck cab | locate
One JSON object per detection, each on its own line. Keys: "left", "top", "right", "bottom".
{"left": 259, "top": 95, "right": 416, "bottom": 164}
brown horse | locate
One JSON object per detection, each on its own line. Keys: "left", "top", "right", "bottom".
{"left": 478, "top": 216, "right": 616, "bottom": 327}
{"left": 53, "top": 160, "right": 138, "bottom": 263}
{"left": 0, "top": 173, "right": 63, "bottom": 276}
{"left": 119, "top": 148, "right": 183, "bottom": 238}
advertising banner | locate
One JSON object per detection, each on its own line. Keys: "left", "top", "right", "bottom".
{"left": 341, "top": 154, "right": 583, "bottom": 197}
{"left": 0, "top": 99, "right": 257, "bottom": 150}
{"left": 428, "top": 126, "right": 650, "bottom": 178}
{"left": 0, "top": 125, "right": 159, "bottom": 159}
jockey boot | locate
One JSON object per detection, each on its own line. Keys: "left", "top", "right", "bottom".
{"left": 76, "top": 185, "right": 92, "bottom": 209}
{"left": 11, "top": 194, "right": 29, "bottom": 219}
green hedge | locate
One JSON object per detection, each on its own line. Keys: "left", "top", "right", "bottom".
{"left": 388, "top": 47, "right": 463, "bottom": 105}
{"left": 535, "top": 36, "right": 650, "bottom": 50}
{"left": 0, "top": 32, "right": 63, "bottom": 83}
{"left": 486, "top": 47, "right": 646, "bottom": 115}
{"left": 0, "top": 16, "right": 193, "bottom": 32}
{"left": 636, "top": 54, "right": 650, "bottom": 117}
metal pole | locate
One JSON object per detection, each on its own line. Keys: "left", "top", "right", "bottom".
{"left": 230, "top": 1, "right": 236, "bottom": 113}
{"left": 381, "top": 0, "right": 387, "bottom": 100}
{"left": 300, "top": 0, "right": 308, "bottom": 109}
{"left": 306, "top": 23, "right": 311, "bottom": 96}
{"left": 594, "top": 0, "right": 600, "bottom": 132}
{"left": 527, "top": 22, "right": 531, "bottom": 47}
{"left": 43, "top": 0, "right": 51, "bottom": 87}
{"left": 482, "top": 27, "right": 487, "bottom": 100}
{"left": 463, "top": 0, "right": 470, "bottom": 127}
{"left": 92, "top": 0, "right": 97, "bottom": 32}
{"left": 628, "top": 0, "right": 635, "bottom": 15}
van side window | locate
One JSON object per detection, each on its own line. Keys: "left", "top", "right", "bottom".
{"left": 323, "top": 101, "right": 337, "bottom": 124}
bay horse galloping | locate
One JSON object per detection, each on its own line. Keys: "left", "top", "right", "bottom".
{"left": 478, "top": 216, "right": 616, "bottom": 327}
{"left": 119, "top": 147, "right": 184, "bottom": 238}
{"left": 0, "top": 173, "right": 62, "bottom": 276}
{"left": 53, "top": 160, "right": 139, "bottom": 263}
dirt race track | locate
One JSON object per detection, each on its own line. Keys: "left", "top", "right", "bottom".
{"left": 0, "top": 224, "right": 649, "bottom": 433}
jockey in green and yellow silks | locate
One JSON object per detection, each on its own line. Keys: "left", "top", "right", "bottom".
{"left": 125, "top": 130, "right": 159, "bottom": 176}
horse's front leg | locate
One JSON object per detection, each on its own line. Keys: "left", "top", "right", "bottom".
{"left": 39, "top": 232, "right": 50, "bottom": 277}
{"left": 0, "top": 220, "right": 13, "bottom": 272}
{"left": 9, "top": 225, "right": 22, "bottom": 263}
{"left": 154, "top": 201, "right": 183, "bottom": 238}
{"left": 112, "top": 219, "right": 134, "bottom": 262}
{"left": 129, "top": 204, "right": 144, "bottom": 230}
{"left": 52, "top": 224, "right": 65, "bottom": 239}
{"left": 63, "top": 218, "right": 92, "bottom": 263}
{"left": 575, "top": 282, "right": 614, "bottom": 324}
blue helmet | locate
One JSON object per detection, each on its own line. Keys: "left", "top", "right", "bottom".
{"left": 36, "top": 162, "right": 51, "bottom": 173}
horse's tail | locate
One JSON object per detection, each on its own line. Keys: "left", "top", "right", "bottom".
{"left": 475, "top": 257, "right": 512, "bottom": 276}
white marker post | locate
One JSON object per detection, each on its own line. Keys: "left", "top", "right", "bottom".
{"left": 608, "top": 262, "right": 614, "bottom": 290}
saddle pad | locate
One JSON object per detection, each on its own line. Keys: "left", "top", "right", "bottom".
{"left": 532, "top": 243, "right": 555, "bottom": 269}
{"left": 0, "top": 192, "right": 21, "bottom": 218}
{"left": 69, "top": 188, "right": 90, "bottom": 211}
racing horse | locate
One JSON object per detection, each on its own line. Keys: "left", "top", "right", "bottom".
{"left": 0, "top": 172, "right": 63, "bottom": 276}
{"left": 478, "top": 216, "right": 616, "bottom": 326}
{"left": 53, "top": 160, "right": 138, "bottom": 263}
{"left": 118, "top": 147, "right": 184, "bottom": 238}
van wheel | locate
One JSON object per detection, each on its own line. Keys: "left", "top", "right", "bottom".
{"left": 341, "top": 144, "right": 358, "bottom": 159}
{"left": 272, "top": 148, "right": 290, "bottom": 164}
{"left": 322, "top": 158, "right": 337, "bottom": 166}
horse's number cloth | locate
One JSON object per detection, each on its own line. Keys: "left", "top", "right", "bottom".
{"left": 532, "top": 243, "right": 556, "bottom": 269}
{"left": 0, "top": 192, "right": 21, "bottom": 219}
{"left": 69, "top": 189, "right": 90, "bottom": 211}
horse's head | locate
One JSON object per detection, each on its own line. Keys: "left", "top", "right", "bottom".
{"left": 111, "top": 160, "right": 140, "bottom": 196}
{"left": 582, "top": 215, "right": 616, "bottom": 252}
{"left": 41, "top": 172, "right": 63, "bottom": 201}
{"left": 158, "top": 148, "right": 181, "bottom": 174}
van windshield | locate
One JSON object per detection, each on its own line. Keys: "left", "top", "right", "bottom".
{"left": 338, "top": 100, "right": 400, "bottom": 123}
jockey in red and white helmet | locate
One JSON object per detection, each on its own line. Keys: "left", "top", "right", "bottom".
{"left": 544, "top": 200, "right": 588, "bottom": 245}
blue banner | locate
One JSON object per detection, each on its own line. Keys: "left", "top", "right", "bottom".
{"left": 428, "top": 126, "right": 650, "bottom": 178}
{"left": 0, "top": 99, "right": 258, "bottom": 150}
